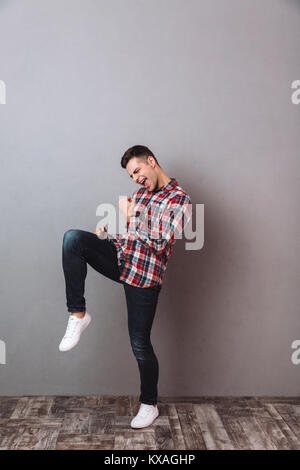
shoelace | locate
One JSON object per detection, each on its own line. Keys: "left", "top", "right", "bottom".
{"left": 63, "top": 316, "right": 81, "bottom": 339}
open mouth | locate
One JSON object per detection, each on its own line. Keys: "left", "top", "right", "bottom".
{"left": 137, "top": 177, "right": 151, "bottom": 189}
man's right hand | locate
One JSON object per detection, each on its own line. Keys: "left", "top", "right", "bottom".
{"left": 118, "top": 196, "right": 137, "bottom": 223}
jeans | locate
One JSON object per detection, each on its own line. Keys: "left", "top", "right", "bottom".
{"left": 62, "top": 229, "right": 162, "bottom": 405}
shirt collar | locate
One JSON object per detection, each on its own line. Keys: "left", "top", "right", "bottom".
{"left": 153, "top": 177, "right": 177, "bottom": 193}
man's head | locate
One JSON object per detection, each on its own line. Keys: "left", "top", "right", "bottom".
{"left": 121, "top": 145, "right": 161, "bottom": 192}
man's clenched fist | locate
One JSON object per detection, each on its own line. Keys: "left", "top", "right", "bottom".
{"left": 118, "top": 196, "right": 137, "bottom": 223}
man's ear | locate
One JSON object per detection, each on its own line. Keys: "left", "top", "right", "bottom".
{"left": 148, "top": 155, "right": 155, "bottom": 167}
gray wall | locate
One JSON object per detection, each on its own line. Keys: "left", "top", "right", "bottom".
{"left": 0, "top": 0, "right": 300, "bottom": 396}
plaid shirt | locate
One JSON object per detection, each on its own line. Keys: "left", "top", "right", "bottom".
{"left": 109, "top": 177, "right": 192, "bottom": 288}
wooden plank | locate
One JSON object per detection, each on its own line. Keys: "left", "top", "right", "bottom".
{"left": 0, "top": 398, "right": 19, "bottom": 418}
{"left": 11, "top": 397, "right": 54, "bottom": 418}
{"left": 56, "top": 433, "right": 115, "bottom": 450}
{"left": 129, "top": 395, "right": 141, "bottom": 416}
{"left": 0, "top": 425, "right": 26, "bottom": 450}
{"left": 159, "top": 396, "right": 260, "bottom": 405}
{"left": 264, "top": 403, "right": 300, "bottom": 449}
{"left": 219, "top": 416, "right": 251, "bottom": 450}
{"left": 33, "top": 427, "right": 61, "bottom": 450}
{"left": 83, "top": 395, "right": 102, "bottom": 407}
{"left": 115, "top": 415, "right": 132, "bottom": 431}
{"left": 215, "top": 398, "right": 270, "bottom": 418}
{"left": 255, "top": 415, "right": 295, "bottom": 450}
{"left": 215, "top": 398, "right": 271, "bottom": 449}
{"left": 60, "top": 412, "right": 90, "bottom": 434}
{"left": 10, "top": 397, "right": 30, "bottom": 419}
{"left": 154, "top": 425, "right": 175, "bottom": 450}
{"left": 238, "top": 416, "right": 277, "bottom": 450}
{"left": 143, "top": 430, "right": 157, "bottom": 450}
{"left": 50, "top": 396, "right": 86, "bottom": 417}
{"left": 0, "top": 417, "right": 62, "bottom": 427}
{"left": 155, "top": 402, "right": 169, "bottom": 416}
{"left": 114, "top": 431, "right": 145, "bottom": 450}
{"left": 88, "top": 411, "right": 115, "bottom": 434}
{"left": 167, "top": 404, "right": 187, "bottom": 450}
{"left": 258, "top": 397, "right": 300, "bottom": 405}
{"left": 13, "top": 426, "right": 61, "bottom": 450}
{"left": 0, "top": 418, "right": 62, "bottom": 450}
{"left": 176, "top": 404, "right": 206, "bottom": 450}
{"left": 272, "top": 404, "right": 300, "bottom": 440}
{"left": 102, "top": 395, "right": 118, "bottom": 406}
{"left": 193, "top": 404, "right": 234, "bottom": 450}
{"left": 116, "top": 395, "right": 131, "bottom": 416}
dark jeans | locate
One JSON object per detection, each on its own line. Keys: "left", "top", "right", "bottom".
{"left": 62, "top": 229, "right": 162, "bottom": 405}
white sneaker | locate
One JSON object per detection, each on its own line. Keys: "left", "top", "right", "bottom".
{"left": 59, "top": 312, "right": 91, "bottom": 352}
{"left": 130, "top": 403, "right": 159, "bottom": 429}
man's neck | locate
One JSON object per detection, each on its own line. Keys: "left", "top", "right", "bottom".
{"left": 156, "top": 171, "right": 172, "bottom": 190}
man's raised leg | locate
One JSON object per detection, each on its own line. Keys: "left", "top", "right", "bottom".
{"left": 59, "top": 229, "right": 122, "bottom": 352}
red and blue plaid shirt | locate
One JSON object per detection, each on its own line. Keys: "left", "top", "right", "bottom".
{"left": 109, "top": 177, "right": 192, "bottom": 288}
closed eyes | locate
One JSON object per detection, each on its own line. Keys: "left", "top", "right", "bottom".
{"left": 130, "top": 168, "right": 140, "bottom": 179}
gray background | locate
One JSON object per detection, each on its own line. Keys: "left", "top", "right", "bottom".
{"left": 0, "top": 0, "right": 299, "bottom": 396}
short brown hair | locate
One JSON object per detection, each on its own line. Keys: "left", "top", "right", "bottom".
{"left": 121, "top": 145, "right": 160, "bottom": 169}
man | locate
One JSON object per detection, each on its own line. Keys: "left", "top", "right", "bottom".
{"left": 59, "top": 145, "right": 192, "bottom": 428}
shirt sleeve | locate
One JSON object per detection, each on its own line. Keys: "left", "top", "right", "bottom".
{"left": 107, "top": 233, "right": 123, "bottom": 242}
{"left": 126, "top": 193, "right": 192, "bottom": 255}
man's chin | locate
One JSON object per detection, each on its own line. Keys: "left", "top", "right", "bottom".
{"left": 146, "top": 181, "right": 153, "bottom": 191}
{"left": 144, "top": 179, "right": 156, "bottom": 191}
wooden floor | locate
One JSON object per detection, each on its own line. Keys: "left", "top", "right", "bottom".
{"left": 1, "top": 396, "right": 300, "bottom": 450}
